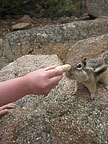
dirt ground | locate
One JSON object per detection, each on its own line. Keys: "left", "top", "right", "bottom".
{"left": 0, "top": 16, "right": 64, "bottom": 38}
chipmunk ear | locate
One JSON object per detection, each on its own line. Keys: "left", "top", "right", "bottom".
{"left": 82, "top": 57, "right": 87, "bottom": 67}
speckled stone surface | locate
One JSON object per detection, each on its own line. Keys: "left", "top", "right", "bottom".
{"left": 1, "top": 18, "right": 108, "bottom": 69}
{"left": 0, "top": 55, "right": 108, "bottom": 144}
{"left": 66, "top": 33, "right": 108, "bottom": 64}
{"left": 88, "top": 0, "right": 108, "bottom": 17}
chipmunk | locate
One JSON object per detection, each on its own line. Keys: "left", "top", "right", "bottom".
{"left": 66, "top": 51, "right": 108, "bottom": 100}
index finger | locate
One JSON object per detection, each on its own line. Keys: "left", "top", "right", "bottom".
{"left": 46, "top": 68, "right": 63, "bottom": 78}
{"left": 44, "top": 65, "right": 57, "bottom": 71}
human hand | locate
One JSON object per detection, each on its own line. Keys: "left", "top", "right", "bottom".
{"left": 0, "top": 103, "right": 16, "bottom": 116}
{"left": 24, "top": 66, "right": 63, "bottom": 95}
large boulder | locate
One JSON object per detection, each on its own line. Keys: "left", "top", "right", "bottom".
{"left": 1, "top": 18, "right": 108, "bottom": 69}
{"left": 88, "top": 0, "right": 108, "bottom": 17}
{"left": 0, "top": 55, "right": 108, "bottom": 144}
{"left": 66, "top": 33, "right": 108, "bottom": 64}
{"left": 0, "top": 54, "right": 72, "bottom": 109}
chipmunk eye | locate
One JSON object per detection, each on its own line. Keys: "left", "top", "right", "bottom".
{"left": 77, "top": 63, "right": 82, "bottom": 69}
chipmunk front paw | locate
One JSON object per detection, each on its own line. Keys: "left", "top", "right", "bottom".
{"left": 104, "top": 85, "right": 108, "bottom": 90}
{"left": 71, "top": 91, "right": 77, "bottom": 96}
{"left": 88, "top": 97, "right": 95, "bottom": 102}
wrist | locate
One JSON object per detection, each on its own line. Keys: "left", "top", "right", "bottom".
{"left": 19, "top": 76, "right": 30, "bottom": 96}
{"left": 22, "top": 74, "right": 33, "bottom": 95}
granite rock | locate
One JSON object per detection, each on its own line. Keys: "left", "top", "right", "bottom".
{"left": 1, "top": 18, "right": 108, "bottom": 69}
{"left": 66, "top": 33, "right": 108, "bottom": 65}
{"left": 0, "top": 54, "right": 108, "bottom": 144}
{"left": 88, "top": 0, "right": 108, "bottom": 17}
